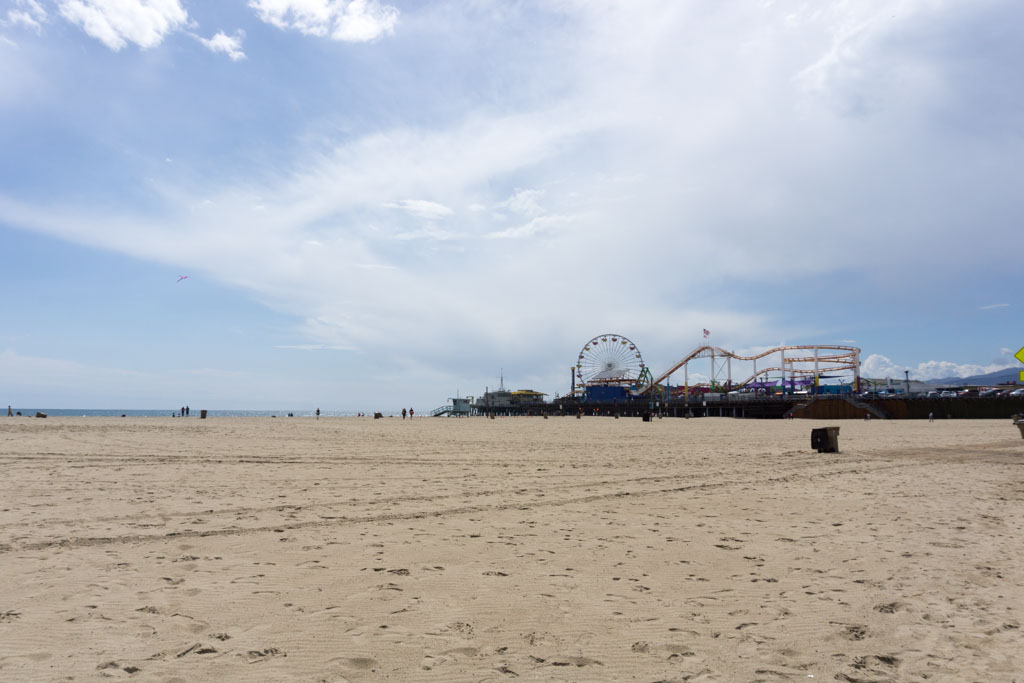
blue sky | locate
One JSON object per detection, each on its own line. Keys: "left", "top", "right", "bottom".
{"left": 1, "top": 0, "right": 1021, "bottom": 411}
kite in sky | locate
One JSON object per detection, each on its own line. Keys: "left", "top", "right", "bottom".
{"left": 176, "top": 275, "right": 189, "bottom": 283}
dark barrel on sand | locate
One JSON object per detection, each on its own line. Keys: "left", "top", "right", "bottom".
{"left": 811, "top": 426, "right": 840, "bottom": 453}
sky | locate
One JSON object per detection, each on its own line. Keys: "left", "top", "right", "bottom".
{"left": 1, "top": 0, "right": 1022, "bottom": 411}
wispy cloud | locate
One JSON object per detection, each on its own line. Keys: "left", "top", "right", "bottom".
{"left": 979, "top": 303, "right": 1009, "bottom": 310}
{"left": 249, "top": 0, "right": 398, "bottom": 42}
{"left": 384, "top": 199, "right": 453, "bottom": 220}
{"left": 5, "top": 0, "right": 47, "bottom": 32}
{"left": 392, "top": 226, "right": 464, "bottom": 241}
{"left": 58, "top": 0, "right": 189, "bottom": 50}
{"left": 497, "top": 188, "right": 545, "bottom": 217}
{"left": 197, "top": 30, "right": 246, "bottom": 61}
{"left": 484, "top": 215, "right": 571, "bottom": 240}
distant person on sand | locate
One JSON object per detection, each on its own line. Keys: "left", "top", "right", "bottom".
{"left": 928, "top": 412, "right": 934, "bottom": 422}
{"left": 7, "top": 405, "right": 11, "bottom": 417}
{"left": 181, "top": 406, "right": 185, "bottom": 417}
{"left": 402, "top": 408, "right": 407, "bottom": 419}
{"left": 409, "top": 408, "right": 414, "bottom": 418}
{"left": 186, "top": 405, "right": 190, "bottom": 417}
{"left": 316, "top": 408, "right": 320, "bottom": 420}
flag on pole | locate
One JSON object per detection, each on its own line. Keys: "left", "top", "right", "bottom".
{"left": 703, "top": 329, "right": 710, "bottom": 338}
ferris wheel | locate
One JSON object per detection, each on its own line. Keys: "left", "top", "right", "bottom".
{"left": 575, "top": 334, "right": 645, "bottom": 385}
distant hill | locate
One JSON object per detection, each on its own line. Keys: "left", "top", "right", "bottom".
{"left": 924, "top": 366, "right": 1022, "bottom": 387}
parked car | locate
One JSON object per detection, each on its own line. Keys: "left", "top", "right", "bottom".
{"left": 1010, "top": 388, "right": 1024, "bottom": 397}
{"left": 978, "top": 388, "right": 999, "bottom": 397}
{"left": 925, "top": 390, "right": 939, "bottom": 398}
{"left": 939, "top": 390, "right": 957, "bottom": 398}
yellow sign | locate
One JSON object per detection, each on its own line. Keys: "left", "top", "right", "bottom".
{"left": 1017, "top": 346, "right": 1024, "bottom": 382}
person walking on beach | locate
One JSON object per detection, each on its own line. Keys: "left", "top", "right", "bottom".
{"left": 7, "top": 405, "right": 11, "bottom": 417}
{"left": 401, "top": 408, "right": 407, "bottom": 419}
{"left": 928, "top": 411, "right": 934, "bottom": 422}
{"left": 316, "top": 408, "right": 320, "bottom": 420}
{"left": 409, "top": 408, "right": 414, "bottom": 418}
{"left": 181, "top": 406, "right": 185, "bottom": 417}
{"left": 185, "top": 405, "right": 190, "bottom": 417}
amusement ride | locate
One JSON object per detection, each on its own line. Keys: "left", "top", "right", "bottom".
{"left": 573, "top": 334, "right": 648, "bottom": 391}
{"left": 571, "top": 334, "right": 861, "bottom": 398}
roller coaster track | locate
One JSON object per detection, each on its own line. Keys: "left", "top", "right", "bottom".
{"left": 635, "top": 344, "right": 860, "bottom": 395}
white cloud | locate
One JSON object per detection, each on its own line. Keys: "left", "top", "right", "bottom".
{"left": 58, "top": 0, "right": 189, "bottom": 50}
{"left": 392, "top": 226, "right": 464, "bottom": 241}
{"left": 249, "top": 0, "right": 398, "bottom": 42}
{"left": 5, "top": 0, "right": 48, "bottom": 32}
{"left": 497, "top": 188, "right": 545, "bottom": 217}
{"left": 197, "top": 30, "right": 245, "bottom": 61}
{"left": 979, "top": 303, "right": 1009, "bottom": 310}
{"left": 862, "top": 353, "right": 1014, "bottom": 381}
{"left": 384, "top": 199, "right": 453, "bottom": 220}
{"left": 484, "top": 215, "right": 571, "bottom": 240}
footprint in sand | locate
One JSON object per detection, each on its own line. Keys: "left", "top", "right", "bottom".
{"left": 549, "top": 656, "right": 602, "bottom": 667}
{"left": 840, "top": 624, "right": 868, "bottom": 641}
{"left": 840, "top": 653, "right": 901, "bottom": 680}
{"left": 874, "top": 601, "right": 904, "bottom": 613}
{"left": 170, "top": 612, "right": 208, "bottom": 634}
{"left": 446, "top": 621, "right": 475, "bottom": 638}
{"left": 420, "top": 654, "right": 447, "bottom": 670}
{"left": 246, "top": 648, "right": 285, "bottom": 663}
{"left": 175, "top": 643, "right": 218, "bottom": 657}
{"left": 336, "top": 656, "right": 378, "bottom": 671}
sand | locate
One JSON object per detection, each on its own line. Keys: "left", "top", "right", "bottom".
{"left": 0, "top": 416, "right": 1022, "bottom": 682}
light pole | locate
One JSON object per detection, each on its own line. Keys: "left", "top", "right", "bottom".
{"left": 904, "top": 369, "right": 910, "bottom": 396}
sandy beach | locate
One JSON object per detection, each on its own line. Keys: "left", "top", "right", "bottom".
{"left": 1, "top": 416, "right": 1022, "bottom": 681}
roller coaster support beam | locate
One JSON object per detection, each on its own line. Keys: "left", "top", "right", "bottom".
{"left": 635, "top": 344, "right": 861, "bottom": 396}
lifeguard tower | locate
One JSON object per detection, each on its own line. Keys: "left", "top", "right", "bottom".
{"left": 429, "top": 395, "right": 474, "bottom": 417}
{"left": 451, "top": 396, "right": 473, "bottom": 415}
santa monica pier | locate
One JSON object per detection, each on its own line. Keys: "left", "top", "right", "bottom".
{"left": 430, "top": 333, "right": 1024, "bottom": 420}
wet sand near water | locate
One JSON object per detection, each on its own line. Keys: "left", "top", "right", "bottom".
{"left": 1, "top": 417, "right": 1022, "bottom": 681}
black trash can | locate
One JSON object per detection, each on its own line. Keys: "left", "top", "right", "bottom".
{"left": 811, "top": 426, "right": 840, "bottom": 453}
